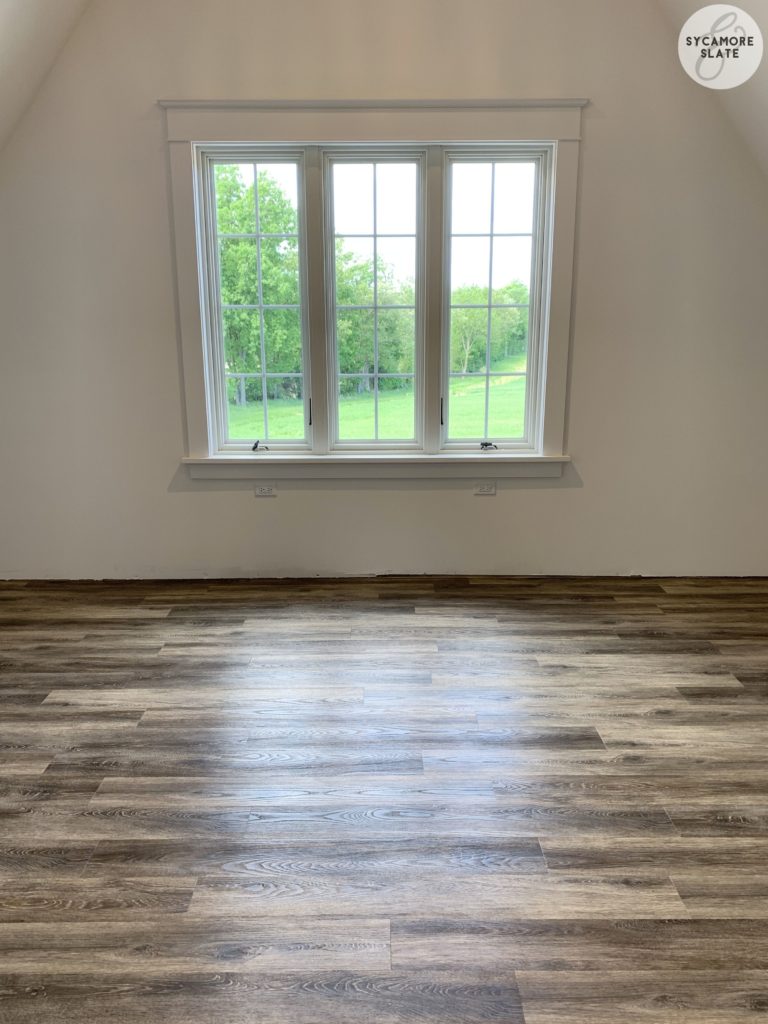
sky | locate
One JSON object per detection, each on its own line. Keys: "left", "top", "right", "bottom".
{"left": 226, "top": 160, "right": 535, "bottom": 293}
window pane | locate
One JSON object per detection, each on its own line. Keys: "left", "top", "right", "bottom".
{"left": 378, "top": 309, "right": 415, "bottom": 374}
{"left": 337, "top": 309, "right": 374, "bottom": 374}
{"left": 338, "top": 377, "right": 375, "bottom": 440}
{"left": 490, "top": 307, "right": 528, "bottom": 373}
{"left": 378, "top": 378, "right": 414, "bottom": 439}
{"left": 257, "top": 164, "right": 298, "bottom": 234}
{"left": 335, "top": 237, "right": 374, "bottom": 305}
{"left": 330, "top": 158, "right": 421, "bottom": 447}
{"left": 450, "top": 307, "right": 487, "bottom": 374}
{"left": 333, "top": 164, "right": 373, "bottom": 234}
{"left": 223, "top": 309, "right": 261, "bottom": 374}
{"left": 450, "top": 236, "right": 490, "bottom": 304}
{"left": 377, "top": 236, "right": 415, "bottom": 305}
{"left": 214, "top": 158, "right": 306, "bottom": 445}
{"left": 215, "top": 163, "right": 255, "bottom": 234}
{"left": 376, "top": 163, "right": 417, "bottom": 234}
{"left": 219, "top": 238, "right": 258, "bottom": 305}
{"left": 451, "top": 163, "right": 492, "bottom": 233}
{"left": 488, "top": 375, "right": 526, "bottom": 438}
{"left": 265, "top": 376, "right": 304, "bottom": 440}
{"left": 263, "top": 308, "right": 302, "bottom": 373}
{"left": 493, "top": 162, "right": 535, "bottom": 234}
{"left": 446, "top": 158, "right": 538, "bottom": 443}
{"left": 227, "top": 377, "right": 264, "bottom": 440}
{"left": 260, "top": 237, "right": 300, "bottom": 306}
{"left": 448, "top": 376, "right": 486, "bottom": 439}
{"left": 492, "top": 235, "right": 532, "bottom": 293}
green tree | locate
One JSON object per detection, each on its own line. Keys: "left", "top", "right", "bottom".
{"left": 215, "top": 165, "right": 302, "bottom": 403}
{"left": 449, "top": 281, "right": 529, "bottom": 373}
{"left": 214, "top": 165, "right": 438, "bottom": 400}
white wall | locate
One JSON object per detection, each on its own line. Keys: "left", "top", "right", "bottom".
{"left": 0, "top": 0, "right": 766, "bottom": 578}
{"left": 0, "top": 0, "right": 90, "bottom": 151}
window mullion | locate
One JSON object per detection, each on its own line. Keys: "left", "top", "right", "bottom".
{"left": 303, "top": 146, "right": 331, "bottom": 453}
{"left": 423, "top": 146, "right": 444, "bottom": 454}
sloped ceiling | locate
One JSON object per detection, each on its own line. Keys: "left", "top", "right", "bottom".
{"left": 0, "top": 0, "right": 766, "bottom": 177}
{"left": 0, "top": 0, "right": 91, "bottom": 152}
{"left": 659, "top": 0, "right": 768, "bottom": 177}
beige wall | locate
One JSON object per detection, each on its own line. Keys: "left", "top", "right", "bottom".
{"left": 0, "top": 0, "right": 766, "bottom": 578}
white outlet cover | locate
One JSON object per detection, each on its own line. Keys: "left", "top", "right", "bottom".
{"left": 473, "top": 480, "right": 497, "bottom": 496}
{"left": 254, "top": 483, "right": 277, "bottom": 497}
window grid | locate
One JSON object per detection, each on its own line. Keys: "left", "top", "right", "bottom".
{"left": 252, "top": 167, "right": 269, "bottom": 440}
{"left": 215, "top": 161, "right": 307, "bottom": 445}
{"left": 450, "top": 232, "right": 531, "bottom": 238}
{"left": 451, "top": 303, "right": 529, "bottom": 310}
{"left": 204, "top": 146, "right": 548, "bottom": 453}
{"left": 483, "top": 163, "right": 496, "bottom": 439}
{"left": 219, "top": 232, "right": 299, "bottom": 239}
{"left": 222, "top": 304, "right": 300, "bottom": 311}
{"left": 332, "top": 160, "right": 418, "bottom": 444}
{"left": 450, "top": 371, "right": 526, "bottom": 378}
{"left": 447, "top": 159, "right": 535, "bottom": 443}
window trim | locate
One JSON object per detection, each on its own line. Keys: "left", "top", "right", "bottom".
{"left": 323, "top": 147, "right": 426, "bottom": 452}
{"left": 440, "top": 145, "right": 552, "bottom": 452}
{"left": 201, "top": 147, "right": 313, "bottom": 453}
{"left": 163, "top": 99, "right": 586, "bottom": 479}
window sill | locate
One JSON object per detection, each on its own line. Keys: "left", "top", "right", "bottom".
{"left": 182, "top": 453, "right": 570, "bottom": 480}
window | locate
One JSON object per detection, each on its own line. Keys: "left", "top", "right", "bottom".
{"left": 447, "top": 158, "right": 538, "bottom": 443}
{"left": 213, "top": 158, "right": 307, "bottom": 445}
{"left": 166, "top": 101, "right": 584, "bottom": 478}
{"left": 329, "top": 157, "right": 421, "bottom": 446}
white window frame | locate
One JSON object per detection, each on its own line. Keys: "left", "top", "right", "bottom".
{"left": 323, "top": 147, "right": 427, "bottom": 452}
{"left": 201, "top": 147, "right": 312, "bottom": 452}
{"left": 163, "top": 100, "right": 586, "bottom": 479}
{"left": 441, "top": 145, "right": 552, "bottom": 452}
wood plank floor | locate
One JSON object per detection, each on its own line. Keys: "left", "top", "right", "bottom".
{"left": 2, "top": 575, "right": 768, "bottom": 1022}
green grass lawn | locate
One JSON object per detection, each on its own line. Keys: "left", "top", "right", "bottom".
{"left": 227, "top": 355, "right": 527, "bottom": 441}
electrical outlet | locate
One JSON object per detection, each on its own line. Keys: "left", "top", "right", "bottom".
{"left": 473, "top": 480, "right": 497, "bottom": 496}
{"left": 254, "top": 483, "right": 277, "bottom": 497}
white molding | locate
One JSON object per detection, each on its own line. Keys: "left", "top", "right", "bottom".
{"left": 167, "top": 141, "right": 212, "bottom": 458}
{"left": 161, "top": 101, "right": 586, "bottom": 145}
{"left": 183, "top": 454, "right": 570, "bottom": 480}
{"left": 163, "top": 100, "right": 586, "bottom": 470}
{"left": 159, "top": 98, "right": 589, "bottom": 110}
{"left": 542, "top": 140, "right": 579, "bottom": 456}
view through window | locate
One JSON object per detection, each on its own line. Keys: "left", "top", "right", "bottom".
{"left": 448, "top": 161, "right": 535, "bottom": 440}
{"left": 208, "top": 146, "right": 544, "bottom": 451}
{"left": 215, "top": 161, "right": 305, "bottom": 443}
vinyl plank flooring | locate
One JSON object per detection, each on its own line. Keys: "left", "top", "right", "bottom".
{"left": 0, "top": 805, "right": 253, "bottom": 840}
{"left": 0, "top": 844, "right": 97, "bottom": 878}
{"left": 0, "top": 970, "right": 525, "bottom": 1024}
{"left": 668, "top": 807, "right": 768, "bottom": 836}
{"left": 42, "top": 687, "right": 365, "bottom": 708}
{"left": 2, "top": 575, "right": 768, "bottom": 1023}
{"left": 191, "top": 871, "right": 687, "bottom": 918}
{"left": 391, "top": 918, "right": 768, "bottom": 971}
{"left": 43, "top": 748, "right": 425, "bottom": 777}
{"left": 81, "top": 837, "right": 547, "bottom": 878}
{"left": 540, "top": 836, "right": 768, "bottom": 874}
{"left": 517, "top": 970, "right": 768, "bottom": 1023}
{"left": 674, "top": 874, "right": 768, "bottom": 916}
{"left": 0, "top": 878, "right": 196, "bottom": 922}
{"left": 0, "top": 917, "right": 390, "bottom": 973}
